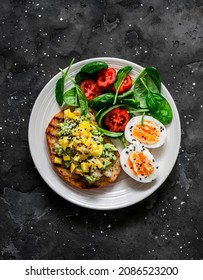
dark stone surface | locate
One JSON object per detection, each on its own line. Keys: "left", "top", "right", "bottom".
{"left": 0, "top": 0, "right": 202, "bottom": 260}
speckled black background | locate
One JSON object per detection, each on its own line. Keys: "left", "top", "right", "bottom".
{"left": 0, "top": 0, "right": 203, "bottom": 260}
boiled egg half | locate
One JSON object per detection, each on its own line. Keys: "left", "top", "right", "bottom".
{"left": 125, "top": 115, "right": 166, "bottom": 148}
{"left": 120, "top": 144, "right": 158, "bottom": 183}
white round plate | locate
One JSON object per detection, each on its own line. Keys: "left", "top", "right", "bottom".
{"left": 28, "top": 57, "right": 181, "bottom": 210}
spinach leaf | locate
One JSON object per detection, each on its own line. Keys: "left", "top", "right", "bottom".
{"left": 55, "top": 58, "right": 75, "bottom": 106}
{"left": 145, "top": 67, "right": 161, "bottom": 93}
{"left": 113, "top": 66, "right": 132, "bottom": 104}
{"left": 134, "top": 76, "right": 148, "bottom": 108}
{"left": 80, "top": 61, "right": 108, "bottom": 74}
{"left": 133, "top": 67, "right": 161, "bottom": 108}
{"left": 55, "top": 78, "right": 65, "bottom": 106}
{"left": 63, "top": 87, "right": 79, "bottom": 107}
{"left": 132, "top": 67, "right": 173, "bottom": 124}
{"left": 141, "top": 75, "right": 159, "bottom": 94}
{"left": 75, "top": 85, "right": 88, "bottom": 115}
{"left": 144, "top": 83, "right": 172, "bottom": 125}
{"left": 148, "top": 96, "right": 173, "bottom": 124}
{"left": 146, "top": 92, "right": 164, "bottom": 112}
{"left": 98, "top": 127, "right": 123, "bottom": 138}
{"left": 89, "top": 93, "right": 114, "bottom": 110}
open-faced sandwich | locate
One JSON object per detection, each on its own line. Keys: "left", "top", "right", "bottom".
{"left": 46, "top": 107, "right": 121, "bottom": 189}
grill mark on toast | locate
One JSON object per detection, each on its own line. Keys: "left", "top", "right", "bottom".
{"left": 46, "top": 126, "right": 58, "bottom": 137}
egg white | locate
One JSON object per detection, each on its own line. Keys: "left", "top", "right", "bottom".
{"left": 120, "top": 144, "right": 158, "bottom": 183}
{"left": 124, "top": 115, "right": 167, "bottom": 148}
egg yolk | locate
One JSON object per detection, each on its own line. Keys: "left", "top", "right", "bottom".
{"left": 128, "top": 151, "right": 154, "bottom": 177}
{"left": 133, "top": 120, "right": 160, "bottom": 144}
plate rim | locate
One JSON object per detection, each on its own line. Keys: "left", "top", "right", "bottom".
{"left": 28, "top": 57, "right": 181, "bottom": 210}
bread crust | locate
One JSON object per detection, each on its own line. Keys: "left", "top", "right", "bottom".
{"left": 46, "top": 110, "right": 121, "bottom": 189}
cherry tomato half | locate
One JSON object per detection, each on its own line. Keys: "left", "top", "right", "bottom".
{"left": 97, "top": 68, "right": 116, "bottom": 89}
{"left": 112, "top": 75, "right": 133, "bottom": 94}
{"left": 80, "top": 79, "right": 102, "bottom": 101}
{"left": 104, "top": 108, "right": 130, "bottom": 132}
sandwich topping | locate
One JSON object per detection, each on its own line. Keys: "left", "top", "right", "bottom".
{"left": 54, "top": 108, "right": 118, "bottom": 184}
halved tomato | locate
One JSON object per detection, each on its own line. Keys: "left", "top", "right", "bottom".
{"left": 97, "top": 68, "right": 116, "bottom": 89}
{"left": 104, "top": 108, "right": 130, "bottom": 132}
{"left": 80, "top": 79, "right": 102, "bottom": 101}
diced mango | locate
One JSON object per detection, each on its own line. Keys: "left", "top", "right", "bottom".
{"left": 83, "top": 131, "right": 92, "bottom": 138}
{"left": 82, "top": 138, "right": 94, "bottom": 147}
{"left": 63, "top": 155, "right": 70, "bottom": 161}
{"left": 78, "top": 121, "right": 92, "bottom": 132}
{"left": 70, "top": 163, "right": 76, "bottom": 173}
{"left": 54, "top": 157, "right": 62, "bottom": 164}
{"left": 61, "top": 137, "right": 69, "bottom": 150}
{"left": 87, "top": 158, "right": 103, "bottom": 169}
{"left": 76, "top": 144, "right": 89, "bottom": 154}
{"left": 79, "top": 154, "right": 89, "bottom": 161}
{"left": 81, "top": 162, "right": 89, "bottom": 173}
{"left": 64, "top": 109, "right": 77, "bottom": 120}
{"left": 91, "top": 144, "right": 103, "bottom": 156}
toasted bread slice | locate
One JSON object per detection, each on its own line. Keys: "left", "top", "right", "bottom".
{"left": 46, "top": 110, "right": 121, "bottom": 189}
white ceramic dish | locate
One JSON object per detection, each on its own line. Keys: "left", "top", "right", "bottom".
{"left": 28, "top": 57, "right": 181, "bottom": 210}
